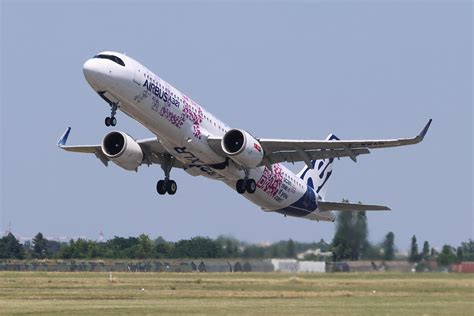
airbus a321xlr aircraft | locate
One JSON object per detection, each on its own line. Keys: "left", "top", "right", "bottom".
{"left": 58, "top": 51, "right": 432, "bottom": 222}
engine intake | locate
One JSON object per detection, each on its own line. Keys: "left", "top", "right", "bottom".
{"left": 222, "top": 129, "right": 264, "bottom": 168}
{"left": 101, "top": 131, "right": 143, "bottom": 171}
{"left": 223, "top": 129, "right": 245, "bottom": 154}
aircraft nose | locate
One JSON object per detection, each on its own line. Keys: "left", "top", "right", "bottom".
{"left": 83, "top": 58, "right": 105, "bottom": 90}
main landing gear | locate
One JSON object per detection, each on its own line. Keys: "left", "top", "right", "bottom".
{"left": 236, "top": 178, "right": 256, "bottom": 194}
{"left": 156, "top": 154, "right": 177, "bottom": 195}
{"left": 236, "top": 168, "right": 256, "bottom": 194}
{"left": 105, "top": 103, "right": 118, "bottom": 127}
{"left": 156, "top": 179, "right": 177, "bottom": 195}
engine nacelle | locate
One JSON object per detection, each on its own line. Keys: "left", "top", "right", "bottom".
{"left": 101, "top": 131, "right": 143, "bottom": 171}
{"left": 222, "top": 129, "right": 264, "bottom": 168}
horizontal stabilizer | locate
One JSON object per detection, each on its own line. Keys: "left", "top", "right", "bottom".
{"left": 318, "top": 201, "right": 390, "bottom": 212}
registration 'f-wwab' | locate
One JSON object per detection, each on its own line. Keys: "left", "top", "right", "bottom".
{"left": 58, "top": 52, "right": 431, "bottom": 222}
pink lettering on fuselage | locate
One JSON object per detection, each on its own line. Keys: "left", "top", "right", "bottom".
{"left": 159, "top": 106, "right": 185, "bottom": 128}
{"left": 257, "top": 164, "right": 283, "bottom": 198}
{"left": 139, "top": 81, "right": 204, "bottom": 139}
{"left": 182, "top": 99, "right": 203, "bottom": 139}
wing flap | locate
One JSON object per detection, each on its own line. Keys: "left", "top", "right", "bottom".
{"left": 262, "top": 148, "right": 370, "bottom": 165}
{"left": 318, "top": 201, "right": 391, "bottom": 212}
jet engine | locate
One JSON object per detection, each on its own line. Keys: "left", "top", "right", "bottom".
{"left": 101, "top": 131, "right": 143, "bottom": 171}
{"left": 222, "top": 129, "right": 264, "bottom": 168}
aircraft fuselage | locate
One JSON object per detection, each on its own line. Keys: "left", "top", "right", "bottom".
{"left": 82, "top": 52, "right": 335, "bottom": 221}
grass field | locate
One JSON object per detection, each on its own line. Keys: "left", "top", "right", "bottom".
{"left": 0, "top": 272, "right": 473, "bottom": 315}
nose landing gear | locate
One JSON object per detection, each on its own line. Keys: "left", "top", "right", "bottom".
{"left": 105, "top": 103, "right": 118, "bottom": 127}
{"left": 105, "top": 116, "right": 117, "bottom": 127}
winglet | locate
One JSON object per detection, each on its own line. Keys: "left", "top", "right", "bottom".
{"left": 57, "top": 127, "right": 71, "bottom": 147}
{"left": 418, "top": 119, "right": 432, "bottom": 139}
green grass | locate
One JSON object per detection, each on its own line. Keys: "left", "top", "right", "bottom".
{"left": 0, "top": 272, "right": 472, "bottom": 315}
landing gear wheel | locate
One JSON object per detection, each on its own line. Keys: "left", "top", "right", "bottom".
{"left": 246, "top": 179, "right": 257, "bottom": 194}
{"left": 111, "top": 117, "right": 117, "bottom": 126}
{"left": 166, "top": 180, "right": 177, "bottom": 195}
{"left": 156, "top": 180, "right": 166, "bottom": 195}
{"left": 236, "top": 179, "right": 246, "bottom": 194}
{"left": 105, "top": 117, "right": 111, "bottom": 127}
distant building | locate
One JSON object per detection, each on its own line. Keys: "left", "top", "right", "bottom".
{"left": 271, "top": 259, "right": 325, "bottom": 273}
{"left": 296, "top": 248, "right": 332, "bottom": 260}
{"left": 451, "top": 262, "right": 474, "bottom": 273}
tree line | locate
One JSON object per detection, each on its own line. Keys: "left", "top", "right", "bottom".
{"left": 1, "top": 230, "right": 471, "bottom": 267}
{"left": 1, "top": 205, "right": 472, "bottom": 267}
{"left": 0, "top": 232, "right": 330, "bottom": 261}
{"left": 328, "top": 203, "right": 472, "bottom": 267}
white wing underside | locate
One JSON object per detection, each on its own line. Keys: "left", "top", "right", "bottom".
{"left": 58, "top": 119, "right": 431, "bottom": 172}
{"left": 318, "top": 201, "right": 390, "bottom": 212}
{"left": 208, "top": 120, "right": 432, "bottom": 167}
{"left": 58, "top": 131, "right": 185, "bottom": 169}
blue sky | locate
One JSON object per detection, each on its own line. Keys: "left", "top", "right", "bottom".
{"left": 1, "top": 0, "right": 472, "bottom": 250}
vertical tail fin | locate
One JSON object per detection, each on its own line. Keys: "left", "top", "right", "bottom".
{"left": 297, "top": 134, "right": 339, "bottom": 200}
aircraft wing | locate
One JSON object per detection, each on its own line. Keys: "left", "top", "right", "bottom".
{"left": 57, "top": 127, "right": 185, "bottom": 169}
{"left": 208, "top": 119, "right": 431, "bottom": 167}
{"left": 318, "top": 201, "right": 391, "bottom": 212}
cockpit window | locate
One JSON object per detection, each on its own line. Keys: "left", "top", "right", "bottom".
{"left": 93, "top": 54, "right": 125, "bottom": 67}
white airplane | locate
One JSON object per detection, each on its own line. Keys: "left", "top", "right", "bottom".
{"left": 58, "top": 51, "right": 432, "bottom": 222}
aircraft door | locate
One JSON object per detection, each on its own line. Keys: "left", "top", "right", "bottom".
{"left": 133, "top": 67, "right": 144, "bottom": 86}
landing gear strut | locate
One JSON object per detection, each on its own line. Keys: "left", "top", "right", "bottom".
{"left": 236, "top": 168, "right": 256, "bottom": 194}
{"left": 105, "top": 103, "right": 118, "bottom": 127}
{"left": 156, "top": 154, "right": 177, "bottom": 195}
